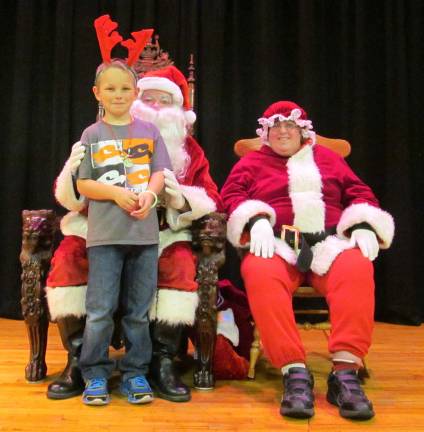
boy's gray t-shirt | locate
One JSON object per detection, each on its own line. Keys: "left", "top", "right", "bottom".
{"left": 77, "top": 118, "right": 172, "bottom": 247}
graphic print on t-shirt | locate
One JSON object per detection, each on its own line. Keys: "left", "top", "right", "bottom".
{"left": 90, "top": 138, "right": 154, "bottom": 193}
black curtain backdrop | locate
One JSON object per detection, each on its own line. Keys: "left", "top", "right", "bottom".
{"left": 1, "top": 0, "right": 422, "bottom": 324}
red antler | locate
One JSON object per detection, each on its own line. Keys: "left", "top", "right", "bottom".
{"left": 121, "top": 28, "right": 154, "bottom": 66}
{"left": 94, "top": 15, "right": 123, "bottom": 63}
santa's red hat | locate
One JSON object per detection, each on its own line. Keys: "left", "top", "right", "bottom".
{"left": 137, "top": 65, "right": 196, "bottom": 124}
{"left": 256, "top": 100, "right": 315, "bottom": 145}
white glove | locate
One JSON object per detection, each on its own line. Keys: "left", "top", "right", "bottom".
{"left": 164, "top": 168, "right": 186, "bottom": 210}
{"left": 67, "top": 141, "right": 85, "bottom": 175}
{"left": 350, "top": 229, "right": 379, "bottom": 261}
{"left": 250, "top": 218, "right": 275, "bottom": 258}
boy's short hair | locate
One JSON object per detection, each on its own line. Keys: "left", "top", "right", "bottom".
{"left": 94, "top": 59, "right": 139, "bottom": 86}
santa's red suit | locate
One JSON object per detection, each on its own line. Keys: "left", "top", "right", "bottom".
{"left": 46, "top": 133, "right": 220, "bottom": 325}
{"left": 221, "top": 103, "right": 395, "bottom": 369}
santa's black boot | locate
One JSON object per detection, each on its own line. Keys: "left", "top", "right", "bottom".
{"left": 47, "top": 316, "right": 85, "bottom": 399}
{"left": 149, "top": 321, "right": 191, "bottom": 402}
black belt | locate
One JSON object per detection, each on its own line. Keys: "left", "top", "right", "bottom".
{"left": 281, "top": 225, "right": 337, "bottom": 273}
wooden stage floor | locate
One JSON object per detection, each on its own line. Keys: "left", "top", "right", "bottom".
{"left": 0, "top": 318, "right": 423, "bottom": 431}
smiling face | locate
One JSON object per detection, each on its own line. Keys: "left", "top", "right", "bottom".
{"left": 93, "top": 66, "right": 138, "bottom": 124}
{"left": 267, "top": 120, "right": 303, "bottom": 157}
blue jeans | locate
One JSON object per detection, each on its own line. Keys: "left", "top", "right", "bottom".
{"left": 79, "top": 244, "right": 158, "bottom": 382}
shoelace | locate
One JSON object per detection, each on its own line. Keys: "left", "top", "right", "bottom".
{"left": 131, "top": 376, "right": 149, "bottom": 390}
{"left": 88, "top": 378, "right": 106, "bottom": 389}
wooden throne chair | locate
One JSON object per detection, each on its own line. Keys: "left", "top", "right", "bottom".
{"left": 19, "top": 36, "right": 226, "bottom": 390}
{"left": 233, "top": 133, "right": 356, "bottom": 379}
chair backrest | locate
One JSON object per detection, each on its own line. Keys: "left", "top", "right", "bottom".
{"left": 132, "top": 34, "right": 196, "bottom": 133}
{"left": 234, "top": 134, "right": 351, "bottom": 158}
{"left": 133, "top": 34, "right": 195, "bottom": 109}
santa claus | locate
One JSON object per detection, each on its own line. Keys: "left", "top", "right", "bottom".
{"left": 45, "top": 65, "right": 222, "bottom": 402}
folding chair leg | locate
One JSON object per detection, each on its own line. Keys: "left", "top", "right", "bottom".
{"left": 248, "top": 325, "right": 261, "bottom": 379}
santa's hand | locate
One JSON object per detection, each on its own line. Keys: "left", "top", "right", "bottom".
{"left": 350, "top": 229, "right": 379, "bottom": 261}
{"left": 164, "top": 168, "right": 185, "bottom": 210}
{"left": 67, "top": 141, "right": 85, "bottom": 175}
{"left": 250, "top": 218, "right": 275, "bottom": 258}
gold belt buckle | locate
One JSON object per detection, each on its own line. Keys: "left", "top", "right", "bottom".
{"left": 281, "top": 225, "right": 300, "bottom": 255}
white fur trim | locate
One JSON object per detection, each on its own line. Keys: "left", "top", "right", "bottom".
{"left": 166, "top": 185, "right": 217, "bottom": 231}
{"left": 184, "top": 110, "right": 196, "bottom": 125}
{"left": 60, "top": 212, "right": 87, "bottom": 239}
{"left": 55, "top": 162, "right": 87, "bottom": 212}
{"left": 337, "top": 202, "right": 395, "bottom": 248}
{"left": 149, "top": 288, "right": 199, "bottom": 325}
{"left": 274, "top": 237, "right": 298, "bottom": 266}
{"left": 310, "top": 235, "right": 353, "bottom": 275}
{"left": 227, "top": 200, "right": 276, "bottom": 248}
{"left": 287, "top": 145, "right": 325, "bottom": 233}
{"left": 158, "top": 228, "right": 192, "bottom": 256}
{"left": 45, "top": 285, "right": 87, "bottom": 320}
{"left": 273, "top": 234, "right": 354, "bottom": 276}
{"left": 137, "top": 77, "right": 184, "bottom": 106}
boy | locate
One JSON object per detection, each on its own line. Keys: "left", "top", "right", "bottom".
{"left": 76, "top": 59, "right": 171, "bottom": 405}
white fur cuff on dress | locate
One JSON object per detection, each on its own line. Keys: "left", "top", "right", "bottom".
{"left": 226, "top": 200, "right": 276, "bottom": 248}
{"left": 337, "top": 202, "right": 395, "bottom": 249}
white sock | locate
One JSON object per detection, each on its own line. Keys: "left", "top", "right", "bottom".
{"left": 332, "top": 358, "right": 358, "bottom": 374}
{"left": 281, "top": 362, "right": 306, "bottom": 375}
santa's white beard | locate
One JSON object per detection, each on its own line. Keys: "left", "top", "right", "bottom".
{"left": 131, "top": 101, "right": 191, "bottom": 179}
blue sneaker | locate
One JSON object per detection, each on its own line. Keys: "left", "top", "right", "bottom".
{"left": 121, "top": 376, "right": 154, "bottom": 404}
{"left": 82, "top": 378, "right": 110, "bottom": 406}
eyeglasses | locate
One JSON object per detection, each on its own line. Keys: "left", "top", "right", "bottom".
{"left": 271, "top": 120, "right": 298, "bottom": 130}
{"left": 141, "top": 94, "right": 173, "bottom": 107}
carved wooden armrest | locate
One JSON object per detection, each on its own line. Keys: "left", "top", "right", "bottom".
{"left": 20, "top": 209, "right": 58, "bottom": 381}
{"left": 190, "top": 212, "right": 226, "bottom": 389}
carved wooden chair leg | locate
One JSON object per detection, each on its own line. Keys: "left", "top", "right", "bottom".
{"left": 193, "top": 269, "right": 217, "bottom": 390}
{"left": 21, "top": 278, "right": 49, "bottom": 382}
{"left": 191, "top": 212, "right": 226, "bottom": 390}
{"left": 20, "top": 210, "right": 57, "bottom": 382}
{"left": 247, "top": 325, "right": 261, "bottom": 379}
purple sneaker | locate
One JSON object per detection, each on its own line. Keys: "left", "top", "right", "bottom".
{"left": 280, "top": 367, "right": 315, "bottom": 418}
{"left": 327, "top": 369, "right": 375, "bottom": 420}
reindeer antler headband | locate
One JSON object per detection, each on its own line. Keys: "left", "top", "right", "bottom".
{"left": 94, "top": 14, "right": 153, "bottom": 66}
